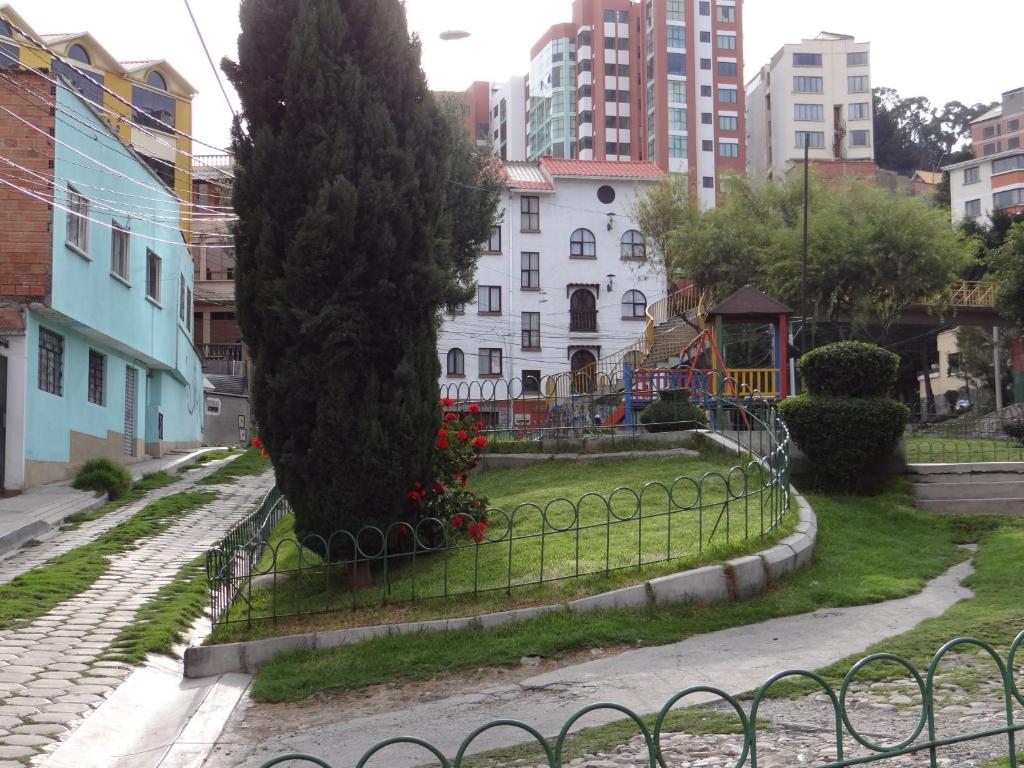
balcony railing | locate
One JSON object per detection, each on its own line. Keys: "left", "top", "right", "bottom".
{"left": 198, "top": 344, "right": 243, "bottom": 362}
{"left": 570, "top": 310, "right": 598, "bottom": 332}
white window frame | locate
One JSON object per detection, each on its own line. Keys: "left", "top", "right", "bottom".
{"left": 110, "top": 220, "right": 130, "bottom": 284}
{"left": 65, "top": 184, "right": 89, "bottom": 258}
{"left": 146, "top": 249, "right": 162, "bottom": 306}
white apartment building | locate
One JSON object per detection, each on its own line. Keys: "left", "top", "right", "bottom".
{"left": 490, "top": 77, "right": 528, "bottom": 162}
{"left": 746, "top": 32, "right": 874, "bottom": 178}
{"left": 438, "top": 158, "right": 666, "bottom": 394}
{"left": 945, "top": 87, "right": 1024, "bottom": 224}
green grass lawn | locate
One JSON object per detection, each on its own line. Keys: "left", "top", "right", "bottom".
{"left": 904, "top": 435, "right": 1024, "bottom": 464}
{"left": 248, "top": 480, "right": 965, "bottom": 703}
{"left": 61, "top": 471, "right": 177, "bottom": 529}
{"left": 198, "top": 447, "right": 271, "bottom": 485}
{"left": 485, "top": 434, "right": 694, "bottom": 455}
{"left": 210, "top": 448, "right": 791, "bottom": 640}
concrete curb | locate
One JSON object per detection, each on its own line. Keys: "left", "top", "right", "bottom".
{"left": 184, "top": 490, "right": 818, "bottom": 679}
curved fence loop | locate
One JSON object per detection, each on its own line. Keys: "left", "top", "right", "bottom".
{"left": 453, "top": 720, "right": 553, "bottom": 768}
{"left": 653, "top": 686, "right": 751, "bottom": 768}
{"left": 555, "top": 703, "right": 658, "bottom": 768}
{"left": 258, "top": 755, "right": 337, "bottom": 768}
{"left": 1008, "top": 628, "right": 1024, "bottom": 706}
{"left": 749, "top": 670, "right": 844, "bottom": 766}
{"left": 839, "top": 653, "right": 929, "bottom": 753}
{"left": 353, "top": 737, "right": 450, "bottom": 768}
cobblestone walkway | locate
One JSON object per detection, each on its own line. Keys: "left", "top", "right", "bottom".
{"left": 0, "top": 459, "right": 233, "bottom": 585}
{"left": 0, "top": 470, "right": 274, "bottom": 765}
{"left": 526, "top": 652, "right": 1024, "bottom": 768}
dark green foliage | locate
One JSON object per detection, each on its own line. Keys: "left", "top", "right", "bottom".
{"left": 73, "top": 458, "right": 132, "bottom": 500}
{"left": 1004, "top": 419, "right": 1024, "bottom": 446}
{"left": 780, "top": 396, "right": 909, "bottom": 489}
{"left": 992, "top": 223, "right": 1024, "bottom": 327}
{"left": 798, "top": 341, "right": 900, "bottom": 398}
{"left": 640, "top": 390, "right": 706, "bottom": 432}
{"left": 225, "top": 0, "right": 498, "bottom": 553}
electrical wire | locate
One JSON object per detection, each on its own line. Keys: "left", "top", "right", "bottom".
{"left": 0, "top": 21, "right": 236, "bottom": 167}
{"left": 181, "top": 0, "right": 238, "bottom": 120}
{"left": 0, "top": 63, "right": 234, "bottom": 198}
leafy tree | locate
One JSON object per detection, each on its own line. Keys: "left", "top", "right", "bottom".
{"left": 632, "top": 174, "right": 697, "bottom": 279}
{"left": 993, "top": 223, "right": 1024, "bottom": 326}
{"left": 225, "top": 0, "right": 499, "bottom": 550}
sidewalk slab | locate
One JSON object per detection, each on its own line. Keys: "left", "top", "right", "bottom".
{"left": 0, "top": 448, "right": 225, "bottom": 560}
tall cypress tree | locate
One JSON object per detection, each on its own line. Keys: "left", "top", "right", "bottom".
{"left": 224, "top": 0, "right": 498, "bottom": 551}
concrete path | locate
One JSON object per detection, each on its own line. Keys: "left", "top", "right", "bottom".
{"left": 0, "top": 448, "right": 226, "bottom": 560}
{"left": 205, "top": 558, "right": 976, "bottom": 768}
{"left": 0, "top": 469, "right": 274, "bottom": 766}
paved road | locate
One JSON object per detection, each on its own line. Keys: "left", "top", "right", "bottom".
{"left": 205, "top": 559, "right": 975, "bottom": 768}
{"left": 0, "top": 468, "right": 274, "bottom": 766}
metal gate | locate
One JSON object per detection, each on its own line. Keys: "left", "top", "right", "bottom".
{"left": 123, "top": 366, "right": 136, "bottom": 456}
{"left": 0, "top": 353, "right": 7, "bottom": 492}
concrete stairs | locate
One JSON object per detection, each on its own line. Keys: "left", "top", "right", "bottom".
{"left": 909, "top": 462, "right": 1024, "bottom": 515}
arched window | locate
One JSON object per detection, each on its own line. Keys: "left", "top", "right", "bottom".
{"left": 147, "top": 70, "right": 167, "bottom": 90}
{"left": 67, "top": 44, "right": 91, "bottom": 65}
{"left": 621, "top": 230, "right": 646, "bottom": 260}
{"left": 622, "top": 290, "right": 647, "bottom": 319}
{"left": 447, "top": 348, "right": 465, "bottom": 376}
{"left": 570, "top": 228, "right": 596, "bottom": 258}
{"left": 570, "top": 349, "right": 597, "bottom": 394}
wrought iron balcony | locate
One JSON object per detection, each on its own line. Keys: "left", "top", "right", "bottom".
{"left": 570, "top": 310, "right": 598, "bottom": 333}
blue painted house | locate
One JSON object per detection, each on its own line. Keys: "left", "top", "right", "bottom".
{"left": 0, "top": 70, "right": 203, "bottom": 491}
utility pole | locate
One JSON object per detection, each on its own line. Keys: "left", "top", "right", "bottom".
{"left": 994, "top": 326, "right": 1004, "bottom": 412}
{"left": 800, "top": 133, "right": 810, "bottom": 358}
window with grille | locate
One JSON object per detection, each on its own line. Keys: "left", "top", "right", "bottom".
{"left": 622, "top": 290, "right": 647, "bottom": 319}
{"left": 521, "top": 196, "right": 540, "bottom": 231}
{"left": 478, "top": 286, "right": 501, "bottom": 314}
{"left": 486, "top": 226, "right": 501, "bottom": 253}
{"left": 111, "top": 221, "right": 130, "bottom": 281}
{"left": 521, "top": 252, "right": 540, "bottom": 289}
{"left": 521, "top": 312, "right": 541, "bottom": 349}
{"left": 479, "top": 348, "right": 502, "bottom": 376}
{"left": 66, "top": 184, "right": 89, "bottom": 255}
{"left": 38, "top": 328, "right": 64, "bottom": 396}
{"left": 570, "top": 228, "right": 596, "bottom": 258}
{"left": 88, "top": 349, "right": 105, "bottom": 405}
{"left": 621, "top": 230, "right": 646, "bottom": 260}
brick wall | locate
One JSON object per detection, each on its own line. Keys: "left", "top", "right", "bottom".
{"left": 0, "top": 70, "right": 55, "bottom": 309}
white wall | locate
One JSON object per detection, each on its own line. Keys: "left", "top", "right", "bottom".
{"left": 949, "top": 158, "right": 994, "bottom": 225}
{"left": 2, "top": 335, "right": 27, "bottom": 491}
{"left": 490, "top": 76, "right": 528, "bottom": 162}
{"left": 438, "top": 176, "right": 666, "bottom": 388}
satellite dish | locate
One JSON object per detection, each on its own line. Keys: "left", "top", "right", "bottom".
{"left": 440, "top": 30, "right": 471, "bottom": 41}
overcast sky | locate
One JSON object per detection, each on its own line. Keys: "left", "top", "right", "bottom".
{"left": 21, "top": 0, "right": 1024, "bottom": 153}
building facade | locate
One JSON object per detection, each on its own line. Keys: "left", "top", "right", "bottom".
{"left": 527, "top": 23, "right": 579, "bottom": 162}
{"left": 0, "top": 71, "right": 203, "bottom": 492}
{"left": 0, "top": 5, "right": 196, "bottom": 216}
{"left": 746, "top": 32, "right": 874, "bottom": 179}
{"left": 489, "top": 76, "right": 528, "bottom": 162}
{"left": 437, "top": 158, "right": 665, "bottom": 409}
{"left": 946, "top": 88, "right": 1024, "bottom": 224}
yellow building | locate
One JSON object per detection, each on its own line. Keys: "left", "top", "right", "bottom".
{"left": 0, "top": 4, "right": 196, "bottom": 220}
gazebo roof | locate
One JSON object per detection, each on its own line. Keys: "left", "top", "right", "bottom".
{"left": 708, "top": 285, "right": 793, "bottom": 319}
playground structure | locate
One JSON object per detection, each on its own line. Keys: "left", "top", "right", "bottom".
{"left": 440, "top": 286, "right": 794, "bottom": 438}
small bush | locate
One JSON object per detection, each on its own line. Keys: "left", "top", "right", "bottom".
{"left": 1005, "top": 419, "right": 1024, "bottom": 445}
{"left": 780, "top": 396, "right": 909, "bottom": 489}
{"left": 73, "top": 458, "right": 132, "bottom": 500}
{"left": 798, "top": 342, "right": 900, "bottom": 398}
{"left": 640, "top": 394, "right": 706, "bottom": 433}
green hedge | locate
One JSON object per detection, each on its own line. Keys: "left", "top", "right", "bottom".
{"left": 798, "top": 341, "right": 900, "bottom": 398}
{"left": 640, "top": 395, "right": 706, "bottom": 433}
{"left": 780, "top": 396, "right": 909, "bottom": 489}
{"left": 73, "top": 458, "right": 132, "bottom": 500}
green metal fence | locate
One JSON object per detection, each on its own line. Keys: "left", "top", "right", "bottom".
{"left": 256, "top": 630, "right": 1024, "bottom": 768}
{"left": 906, "top": 405, "right": 1024, "bottom": 464}
{"left": 205, "top": 374, "right": 790, "bottom": 628}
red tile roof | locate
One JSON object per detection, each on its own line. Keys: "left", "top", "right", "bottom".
{"left": 539, "top": 157, "right": 664, "bottom": 179}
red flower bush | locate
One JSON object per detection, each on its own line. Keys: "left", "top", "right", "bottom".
{"left": 252, "top": 436, "right": 262, "bottom": 448}
{"left": 406, "top": 402, "right": 490, "bottom": 544}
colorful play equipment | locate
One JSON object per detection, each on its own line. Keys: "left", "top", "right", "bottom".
{"left": 611, "top": 286, "right": 794, "bottom": 430}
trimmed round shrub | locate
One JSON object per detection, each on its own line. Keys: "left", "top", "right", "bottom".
{"left": 798, "top": 341, "right": 900, "bottom": 398}
{"left": 780, "top": 396, "right": 909, "bottom": 489}
{"left": 640, "top": 391, "right": 706, "bottom": 433}
{"left": 72, "top": 458, "right": 132, "bottom": 500}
